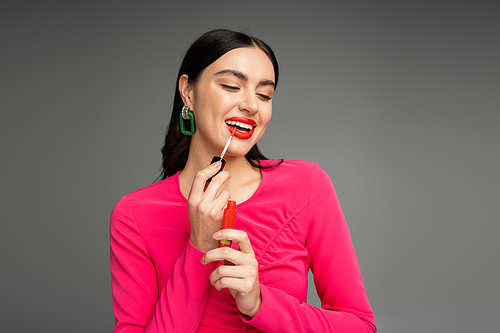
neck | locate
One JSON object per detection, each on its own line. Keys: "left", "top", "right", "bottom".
{"left": 179, "top": 146, "right": 261, "bottom": 203}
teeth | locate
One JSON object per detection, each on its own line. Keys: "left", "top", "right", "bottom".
{"left": 225, "top": 120, "right": 253, "bottom": 131}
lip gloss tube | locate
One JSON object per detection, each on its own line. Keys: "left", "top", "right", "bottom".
{"left": 219, "top": 200, "right": 237, "bottom": 248}
{"left": 204, "top": 156, "right": 227, "bottom": 191}
{"left": 204, "top": 127, "right": 237, "bottom": 191}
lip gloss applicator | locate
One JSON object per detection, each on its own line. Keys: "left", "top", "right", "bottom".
{"left": 204, "top": 127, "right": 237, "bottom": 191}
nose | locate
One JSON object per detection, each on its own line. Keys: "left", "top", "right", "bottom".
{"left": 238, "top": 91, "right": 259, "bottom": 114}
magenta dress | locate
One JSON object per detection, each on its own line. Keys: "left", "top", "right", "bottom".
{"left": 110, "top": 160, "right": 376, "bottom": 332}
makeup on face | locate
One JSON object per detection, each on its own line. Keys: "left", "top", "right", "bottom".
{"left": 187, "top": 48, "right": 274, "bottom": 162}
{"left": 224, "top": 116, "right": 257, "bottom": 139}
{"left": 204, "top": 127, "right": 237, "bottom": 191}
{"left": 219, "top": 199, "right": 237, "bottom": 248}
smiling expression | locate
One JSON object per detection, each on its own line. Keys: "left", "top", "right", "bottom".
{"left": 180, "top": 47, "right": 275, "bottom": 157}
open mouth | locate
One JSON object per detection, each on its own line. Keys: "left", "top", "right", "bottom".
{"left": 225, "top": 120, "right": 254, "bottom": 133}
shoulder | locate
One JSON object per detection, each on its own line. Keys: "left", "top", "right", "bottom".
{"left": 261, "top": 159, "right": 330, "bottom": 183}
{"left": 258, "top": 160, "right": 334, "bottom": 203}
{"left": 111, "top": 172, "right": 182, "bottom": 217}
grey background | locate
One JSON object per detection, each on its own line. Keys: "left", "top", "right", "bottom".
{"left": 1, "top": 1, "right": 499, "bottom": 332}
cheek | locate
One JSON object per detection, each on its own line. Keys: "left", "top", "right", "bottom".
{"left": 253, "top": 107, "right": 272, "bottom": 141}
{"left": 260, "top": 107, "right": 273, "bottom": 127}
{"left": 195, "top": 86, "right": 233, "bottom": 114}
{"left": 192, "top": 90, "right": 223, "bottom": 123}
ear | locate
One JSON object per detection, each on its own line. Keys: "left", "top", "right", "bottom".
{"left": 179, "top": 74, "right": 195, "bottom": 109}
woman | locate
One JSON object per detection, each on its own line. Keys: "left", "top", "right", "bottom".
{"left": 110, "top": 29, "right": 376, "bottom": 332}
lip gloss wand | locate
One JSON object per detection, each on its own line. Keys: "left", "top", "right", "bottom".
{"left": 219, "top": 126, "right": 237, "bottom": 160}
{"left": 204, "top": 127, "right": 237, "bottom": 190}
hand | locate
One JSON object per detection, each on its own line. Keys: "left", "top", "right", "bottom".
{"left": 187, "top": 162, "right": 231, "bottom": 253}
{"left": 202, "top": 229, "right": 262, "bottom": 317}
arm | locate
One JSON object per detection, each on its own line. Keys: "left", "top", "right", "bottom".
{"left": 110, "top": 163, "right": 231, "bottom": 332}
{"left": 110, "top": 196, "right": 218, "bottom": 333}
{"left": 242, "top": 163, "right": 376, "bottom": 332}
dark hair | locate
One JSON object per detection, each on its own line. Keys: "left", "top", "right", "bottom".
{"left": 159, "top": 29, "right": 281, "bottom": 180}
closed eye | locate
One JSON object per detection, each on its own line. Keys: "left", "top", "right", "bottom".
{"left": 222, "top": 84, "right": 271, "bottom": 101}
{"left": 221, "top": 84, "right": 239, "bottom": 91}
{"left": 258, "top": 94, "right": 272, "bottom": 101}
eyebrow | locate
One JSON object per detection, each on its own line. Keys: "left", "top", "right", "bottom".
{"left": 214, "top": 69, "right": 275, "bottom": 89}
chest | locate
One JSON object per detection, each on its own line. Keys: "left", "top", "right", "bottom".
{"left": 144, "top": 200, "right": 311, "bottom": 302}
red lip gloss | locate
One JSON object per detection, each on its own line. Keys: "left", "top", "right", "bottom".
{"left": 219, "top": 200, "right": 237, "bottom": 248}
{"left": 204, "top": 127, "right": 237, "bottom": 191}
{"left": 224, "top": 116, "right": 256, "bottom": 140}
{"left": 225, "top": 123, "right": 255, "bottom": 140}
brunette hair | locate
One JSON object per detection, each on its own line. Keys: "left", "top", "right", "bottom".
{"left": 159, "top": 29, "right": 281, "bottom": 180}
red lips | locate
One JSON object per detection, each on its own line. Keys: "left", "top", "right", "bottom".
{"left": 225, "top": 117, "right": 256, "bottom": 139}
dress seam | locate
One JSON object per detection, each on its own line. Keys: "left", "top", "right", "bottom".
{"left": 255, "top": 203, "right": 308, "bottom": 263}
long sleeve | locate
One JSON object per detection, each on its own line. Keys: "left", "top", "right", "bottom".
{"left": 241, "top": 163, "right": 376, "bottom": 332}
{"left": 110, "top": 162, "right": 375, "bottom": 332}
{"left": 110, "top": 195, "right": 218, "bottom": 333}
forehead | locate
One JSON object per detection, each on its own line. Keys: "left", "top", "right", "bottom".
{"left": 203, "top": 47, "right": 275, "bottom": 82}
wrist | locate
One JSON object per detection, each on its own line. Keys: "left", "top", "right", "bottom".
{"left": 241, "top": 291, "right": 262, "bottom": 318}
{"left": 190, "top": 235, "right": 217, "bottom": 253}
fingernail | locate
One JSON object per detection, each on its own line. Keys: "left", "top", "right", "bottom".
{"left": 201, "top": 256, "right": 205, "bottom": 264}
{"left": 211, "top": 161, "right": 221, "bottom": 168}
{"left": 212, "top": 231, "right": 221, "bottom": 239}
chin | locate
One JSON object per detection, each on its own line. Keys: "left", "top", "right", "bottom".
{"left": 228, "top": 141, "right": 257, "bottom": 157}
{"left": 225, "top": 151, "right": 249, "bottom": 159}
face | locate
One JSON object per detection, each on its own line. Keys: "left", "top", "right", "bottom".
{"left": 180, "top": 47, "right": 275, "bottom": 158}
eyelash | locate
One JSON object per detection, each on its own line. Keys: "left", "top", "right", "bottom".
{"left": 258, "top": 94, "right": 272, "bottom": 101}
{"left": 221, "top": 84, "right": 239, "bottom": 92}
{"left": 221, "top": 84, "right": 272, "bottom": 101}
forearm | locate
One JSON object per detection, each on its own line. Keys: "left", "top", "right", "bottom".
{"left": 111, "top": 196, "right": 217, "bottom": 332}
{"left": 242, "top": 285, "right": 376, "bottom": 333}
{"left": 142, "top": 241, "right": 217, "bottom": 332}
{"left": 112, "top": 240, "right": 217, "bottom": 333}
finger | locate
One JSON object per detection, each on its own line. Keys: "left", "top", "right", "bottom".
{"left": 198, "top": 189, "right": 230, "bottom": 224}
{"left": 202, "top": 171, "right": 231, "bottom": 199}
{"left": 213, "top": 276, "right": 256, "bottom": 294}
{"left": 209, "top": 264, "right": 251, "bottom": 284}
{"left": 195, "top": 172, "right": 231, "bottom": 218}
{"left": 211, "top": 189, "right": 230, "bottom": 215}
{"left": 213, "top": 229, "right": 255, "bottom": 254}
{"left": 202, "top": 246, "right": 246, "bottom": 265}
{"left": 189, "top": 162, "right": 223, "bottom": 198}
